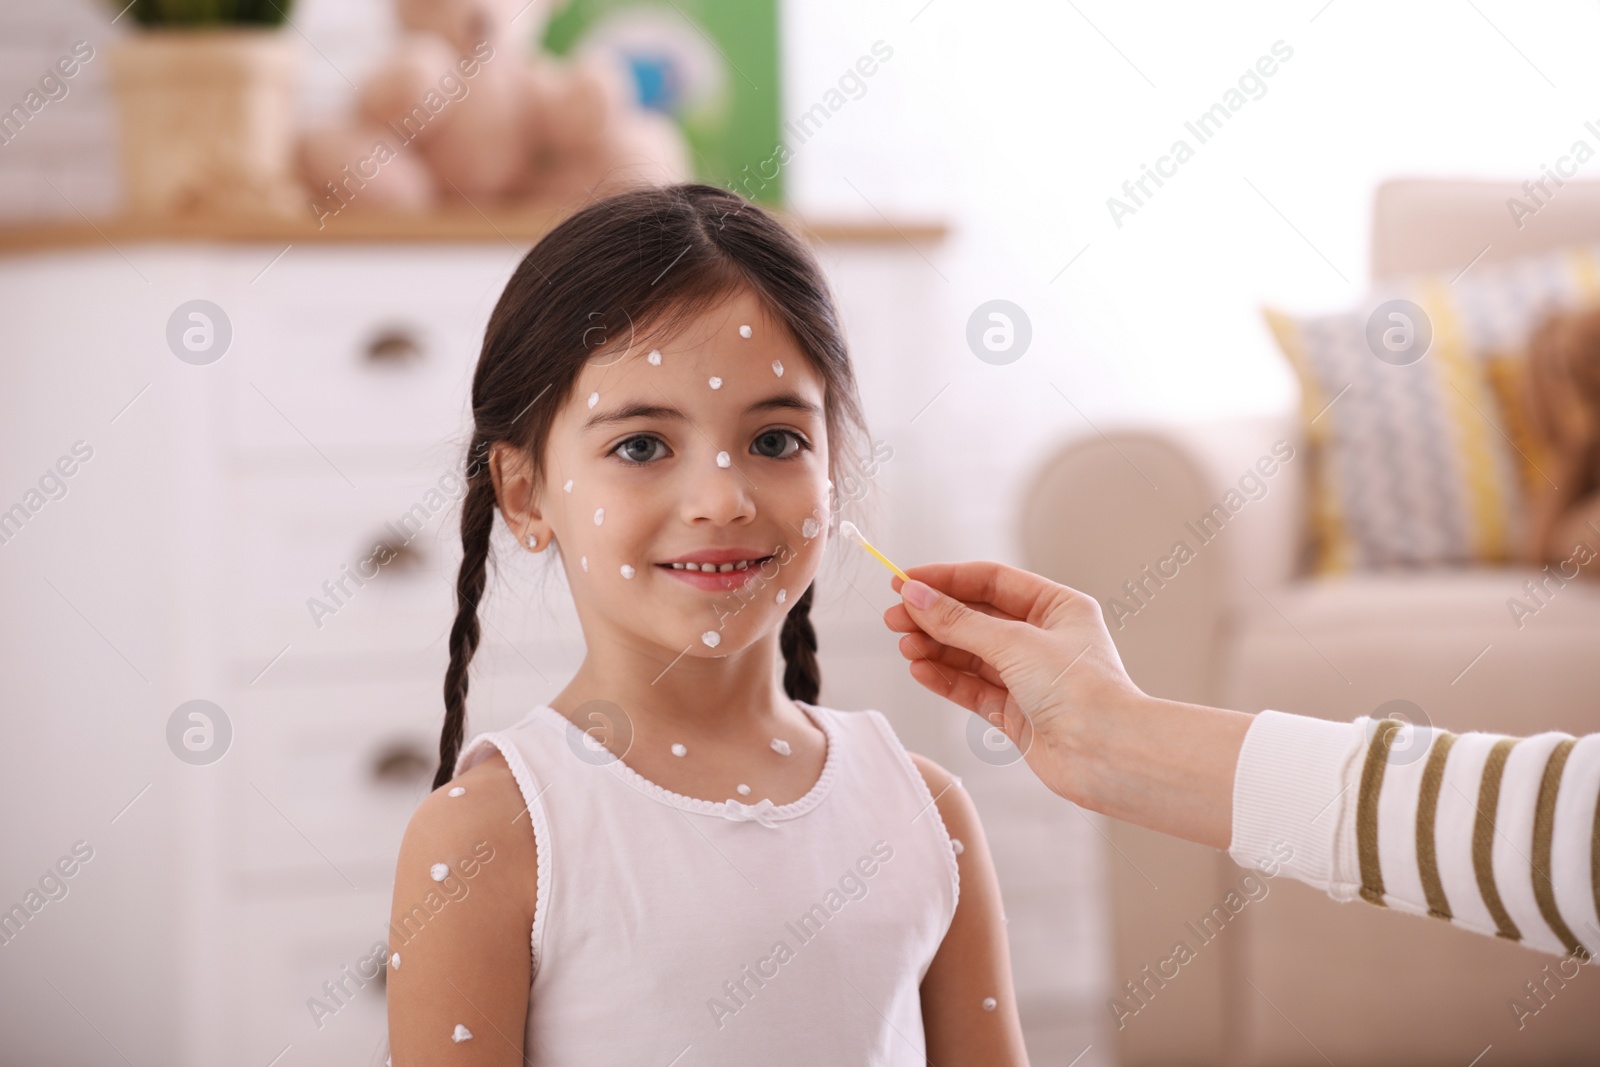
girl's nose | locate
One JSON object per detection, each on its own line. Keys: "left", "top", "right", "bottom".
{"left": 679, "top": 447, "right": 756, "bottom": 527}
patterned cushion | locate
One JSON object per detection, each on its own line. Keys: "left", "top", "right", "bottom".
{"left": 1264, "top": 246, "right": 1600, "bottom": 575}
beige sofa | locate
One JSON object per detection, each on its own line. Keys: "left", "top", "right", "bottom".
{"left": 1021, "top": 180, "right": 1600, "bottom": 1065}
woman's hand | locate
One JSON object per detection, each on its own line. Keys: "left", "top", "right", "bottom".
{"left": 882, "top": 562, "right": 1141, "bottom": 807}
{"left": 883, "top": 561, "right": 1251, "bottom": 849}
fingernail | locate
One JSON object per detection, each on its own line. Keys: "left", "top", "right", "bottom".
{"left": 902, "top": 580, "right": 936, "bottom": 609}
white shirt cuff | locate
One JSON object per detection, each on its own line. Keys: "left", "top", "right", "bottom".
{"left": 1228, "top": 709, "right": 1366, "bottom": 891}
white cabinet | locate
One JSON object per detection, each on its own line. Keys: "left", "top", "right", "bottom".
{"left": 0, "top": 239, "right": 570, "bottom": 1067}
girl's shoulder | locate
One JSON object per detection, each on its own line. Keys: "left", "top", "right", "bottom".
{"left": 398, "top": 748, "right": 540, "bottom": 913}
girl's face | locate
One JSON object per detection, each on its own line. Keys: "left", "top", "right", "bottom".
{"left": 499, "top": 288, "right": 831, "bottom": 661}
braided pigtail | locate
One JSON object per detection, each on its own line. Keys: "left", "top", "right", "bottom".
{"left": 433, "top": 464, "right": 497, "bottom": 790}
{"left": 779, "top": 581, "right": 821, "bottom": 704}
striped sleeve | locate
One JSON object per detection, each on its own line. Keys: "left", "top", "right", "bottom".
{"left": 1228, "top": 709, "right": 1600, "bottom": 959}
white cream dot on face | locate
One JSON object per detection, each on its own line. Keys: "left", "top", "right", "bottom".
{"left": 801, "top": 517, "right": 820, "bottom": 539}
{"left": 594, "top": 507, "right": 605, "bottom": 525}
{"left": 563, "top": 479, "right": 573, "bottom": 493}
{"left": 951, "top": 838, "right": 965, "bottom": 855}
{"left": 982, "top": 997, "right": 997, "bottom": 1012}
{"left": 775, "top": 588, "right": 787, "bottom": 606}
{"left": 709, "top": 376, "right": 722, "bottom": 390}
{"left": 737, "top": 783, "right": 751, "bottom": 795}
{"left": 587, "top": 391, "right": 599, "bottom": 409}
{"left": 671, "top": 743, "right": 687, "bottom": 757}
{"left": 739, "top": 324, "right": 753, "bottom": 338}
{"left": 647, "top": 348, "right": 662, "bottom": 365}
{"left": 448, "top": 786, "right": 465, "bottom": 797}
{"left": 701, "top": 630, "right": 721, "bottom": 648}
{"left": 581, "top": 555, "right": 588, "bottom": 572}
{"left": 716, "top": 450, "right": 731, "bottom": 468}
{"left": 451, "top": 1024, "right": 474, "bottom": 1043}
{"left": 620, "top": 564, "right": 635, "bottom": 579}
{"left": 771, "top": 359, "right": 784, "bottom": 377}
{"left": 429, "top": 863, "right": 449, "bottom": 882}
{"left": 771, "top": 738, "right": 791, "bottom": 756}
{"left": 391, "top": 952, "right": 400, "bottom": 969}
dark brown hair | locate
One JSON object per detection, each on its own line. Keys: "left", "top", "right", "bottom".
{"left": 433, "top": 183, "right": 868, "bottom": 789}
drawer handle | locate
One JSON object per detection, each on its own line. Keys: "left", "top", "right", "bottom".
{"left": 367, "top": 538, "right": 426, "bottom": 574}
{"left": 371, "top": 740, "right": 432, "bottom": 786}
{"left": 364, "top": 327, "right": 425, "bottom": 366}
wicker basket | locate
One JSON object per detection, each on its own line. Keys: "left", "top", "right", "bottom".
{"left": 109, "top": 28, "right": 303, "bottom": 217}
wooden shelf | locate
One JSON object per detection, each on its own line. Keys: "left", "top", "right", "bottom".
{"left": 0, "top": 202, "right": 949, "bottom": 255}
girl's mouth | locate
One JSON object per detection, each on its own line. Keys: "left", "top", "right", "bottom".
{"left": 657, "top": 554, "right": 775, "bottom": 591}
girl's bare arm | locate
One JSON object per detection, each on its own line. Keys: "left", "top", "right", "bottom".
{"left": 911, "top": 752, "right": 1031, "bottom": 1066}
{"left": 387, "top": 751, "right": 539, "bottom": 1065}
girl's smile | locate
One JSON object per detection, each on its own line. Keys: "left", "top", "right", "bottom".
{"left": 658, "top": 548, "right": 779, "bottom": 591}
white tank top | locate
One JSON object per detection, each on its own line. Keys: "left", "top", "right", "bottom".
{"left": 455, "top": 700, "right": 960, "bottom": 1065}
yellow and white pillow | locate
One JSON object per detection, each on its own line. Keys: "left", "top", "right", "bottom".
{"left": 1265, "top": 246, "right": 1600, "bottom": 575}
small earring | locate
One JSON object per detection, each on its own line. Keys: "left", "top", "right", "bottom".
{"left": 525, "top": 532, "right": 539, "bottom": 549}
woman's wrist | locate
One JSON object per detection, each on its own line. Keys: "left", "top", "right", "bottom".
{"left": 1068, "top": 689, "right": 1254, "bottom": 851}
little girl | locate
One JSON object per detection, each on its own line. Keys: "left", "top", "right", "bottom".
{"left": 387, "top": 184, "right": 1028, "bottom": 1065}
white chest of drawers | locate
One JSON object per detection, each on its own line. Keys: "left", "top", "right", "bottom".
{"left": 0, "top": 234, "right": 586, "bottom": 1066}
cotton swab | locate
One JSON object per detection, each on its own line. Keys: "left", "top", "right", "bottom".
{"left": 838, "top": 520, "right": 911, "bottom": 582}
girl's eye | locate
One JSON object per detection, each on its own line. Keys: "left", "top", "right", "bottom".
{"left": 613, "top": 430, "right": 806, "bottom": 465}
{"left": 612, "top": 434, "right": 669, "bottom": 465}
{"left": 752, "top": 429, "right": 807, "bottom": 460}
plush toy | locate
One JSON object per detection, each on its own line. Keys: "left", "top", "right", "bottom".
{"left": 297, "top": 0, "right": 689, "bottom": 225}
{"left": 1521, "top": 305, "right": 1600, "bottom": 575}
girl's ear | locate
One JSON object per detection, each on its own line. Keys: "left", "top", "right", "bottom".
{"left": 488, "top": 442, "right": 551, "bottom": 552}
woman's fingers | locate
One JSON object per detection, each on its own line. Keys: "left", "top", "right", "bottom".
{"left": 898, "top": 631, "right": 979, "bottom": 671}
{"left": 883, "top": 597, "right": 1024, "bottom": 635}
{"left": 907, "top": 658, "right": 1011, "bottom": 717}
{"left": 881, "top": 601, "right": 916, "bottom": 634}
{"left": 892, "top": 561, "right": 1075, "bottom": 627}
{"left": 898, "top": 633, "right": 1006, "bottom": 688}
